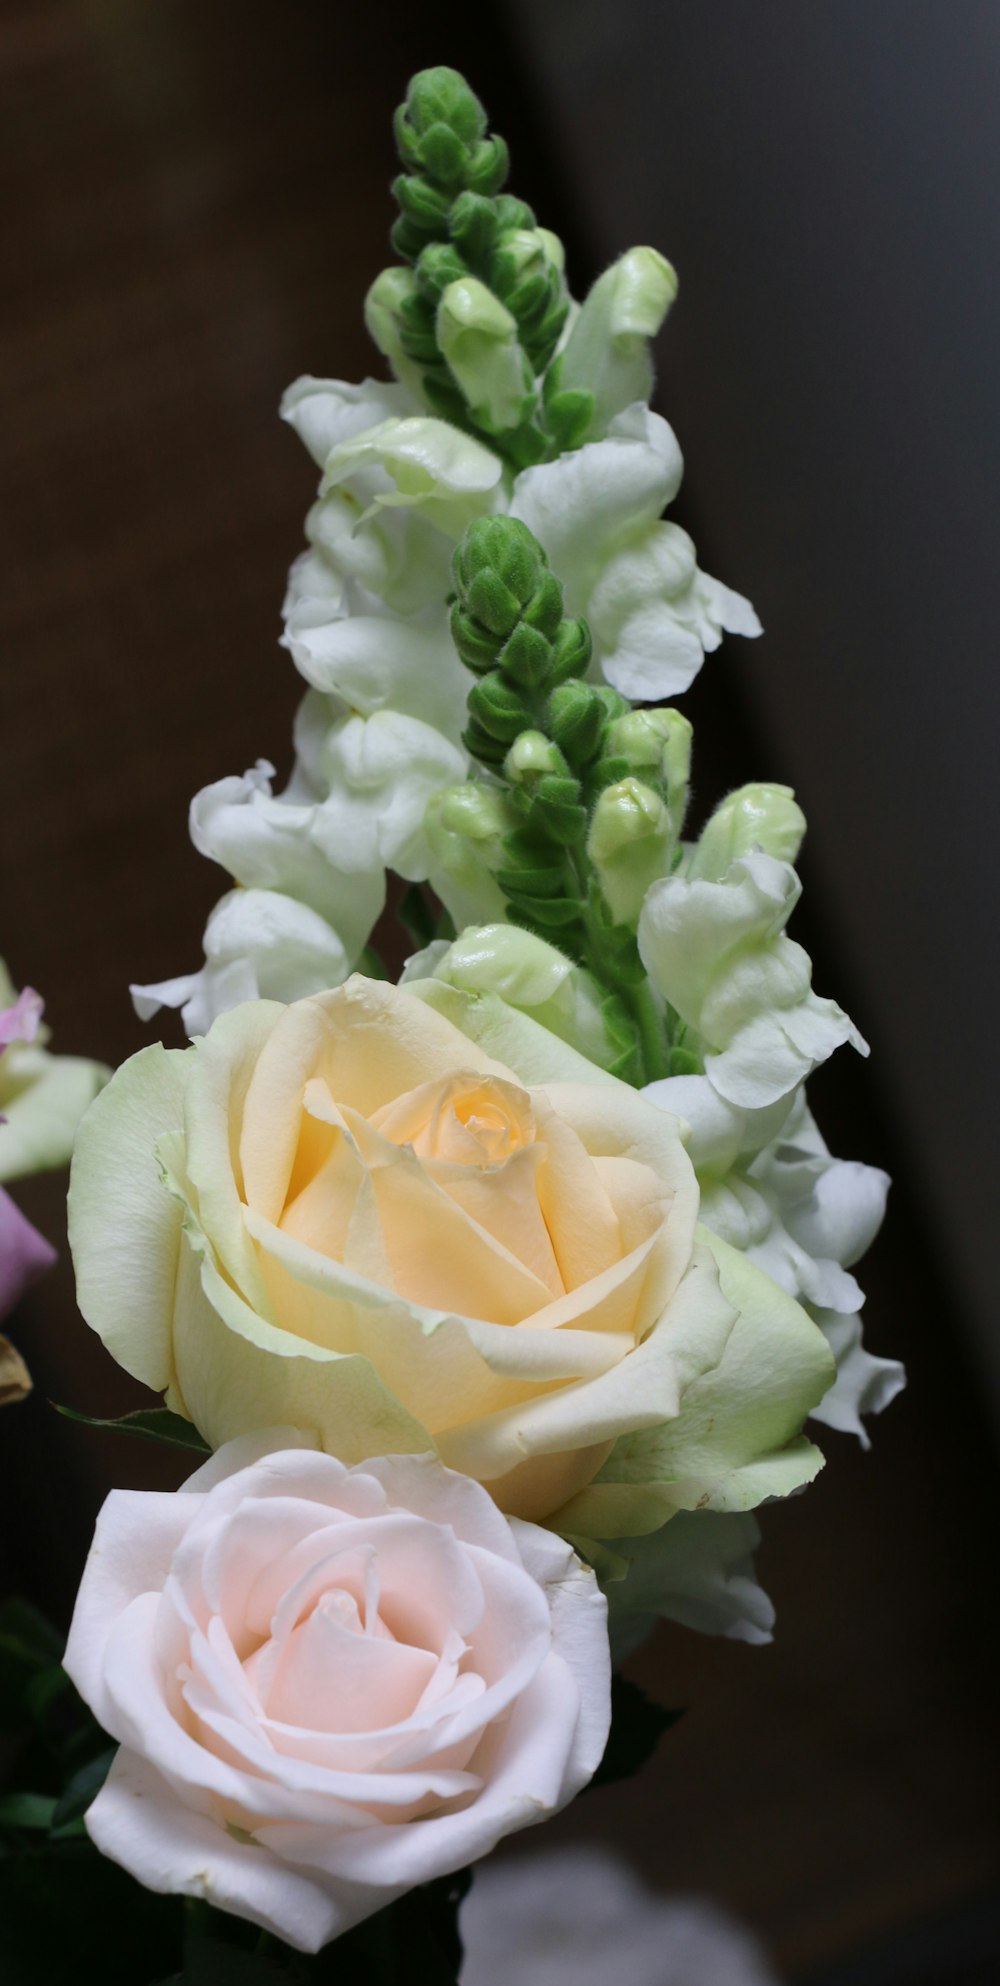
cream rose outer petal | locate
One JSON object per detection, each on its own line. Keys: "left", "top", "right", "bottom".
{"left": 63, "top": 1436, "right": 611, "bottom": 1954}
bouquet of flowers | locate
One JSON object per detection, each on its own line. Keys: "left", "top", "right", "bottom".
{"left": 1, "top": 67, "right": 903, "bottom": 1982}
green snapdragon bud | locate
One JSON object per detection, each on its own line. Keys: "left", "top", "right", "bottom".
{"left": 606, "top": 707, "right": 693, "bottom": 830}
{"left": 415, "top": 240, "right": 470, "bottom": 302}
{"left": 587, "top": 777, "right": 672, "bottom": 925}
{"left": 504, "top": 735, "right": 586, "bottom": 845}
{"left": 466, "top": 674, "right": 534, "bottom": 744}
{"left": 394, "top": 68, "right": 508, "bottom": 197}
{"left": 437, "top": 278, "right": 535, "bottom": 432}
{"left": 489, "top": 226, "right": 570, "bottom": 373}
{"left": 431, "top": 783, "right": 513, "bottom": 860}
{"left": 546, "top": 682, "right": 609, "bottom": 768}
{"left": 454, "top": 517, "right": 550, "bottom": 634}
{"left": 689, "top": 782, "right": 807, "bottom": 882}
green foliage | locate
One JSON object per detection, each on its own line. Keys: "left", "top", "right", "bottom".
{"left": 589, "top": 1677, "right": 683, "bottom": 1792}
{"left": 54, "top": 1403, "right": 210, "bottom": 1454}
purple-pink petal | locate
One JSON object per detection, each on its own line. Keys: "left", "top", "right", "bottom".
{"left": 0, "top": 986, "right": 44, "bottom": 1051}
{"left": 0, "top": 1186, "right": 56, "bottom": 1324}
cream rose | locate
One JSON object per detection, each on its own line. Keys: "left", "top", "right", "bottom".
{"left": 64, "top": 1434, "right": 610, "bottom": 1951}
{"left": 69, "top": 976, "right": 739, "bottom": 1527}
{"left": 71, "top": 976, "right": 835, "bottom": 1538}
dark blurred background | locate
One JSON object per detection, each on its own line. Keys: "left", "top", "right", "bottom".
{"left": 1, "top": 4, "right": 997, "bottom": 1981}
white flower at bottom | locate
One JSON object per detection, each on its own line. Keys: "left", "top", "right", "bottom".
{"left": 64, "top": 1434, "right": 610, "bottom": 1954}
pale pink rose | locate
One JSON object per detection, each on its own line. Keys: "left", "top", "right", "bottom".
{"left": 64, "top": 1433, "right": 610, "bottom": 1953}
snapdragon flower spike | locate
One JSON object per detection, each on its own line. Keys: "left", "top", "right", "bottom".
{"left": 369, "top": 69, "right": 572, "bottom": 464}
{"left": 444, "top": 515, "right": 675, "bottom": 1081}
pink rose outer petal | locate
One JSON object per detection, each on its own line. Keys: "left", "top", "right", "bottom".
{"left": 0, "top": 1186, "right": 56, "bottom": 1324}
{"left": 0, "top": 986, "right": 44, "bottom": 1050}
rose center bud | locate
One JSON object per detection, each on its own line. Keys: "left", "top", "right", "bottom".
{"left": 245, "top": 1554, "right": 439, "bottom": 1736}
{"left": 372, "top": 1072, "right": 536, "bottom": 1168}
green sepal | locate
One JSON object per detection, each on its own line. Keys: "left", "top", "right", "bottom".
{"left": 466, "top": 675, "right": 533, "bottom": 743}
{"left": 524, "top": 777, "right": 588, "bottom": 845}
{"left": 520, "top": 570, "right": 564, "bottom": 637}
{"left": 668, "top": 1043, "right": 703, "bottom": 1076}
{"left": 588, "top": 753, "right": 634, "bottom": 793}
{"left": 460, "top": 718, "right": 507, "bottom": 767}
{"left": 549, "top": 616, "right": 593, "bottom": 683}
{"left": 449, "top": 191, "right": 501, "bottom": 266}
{"left": 547, "top": 680, "right": 609, "bottom": 768}
{"left": 504, "top": 892, "right": 585, "bottom": 930}
{"left": 496, "top": 832, "right": 568, "bottom": 897}
{"left": 463, "top": 135, "right": 509, "bottom": 197}
{"left": 53, "top": 1403, "right": 210, "bottom": 1454}
{"left": 421, "top": 371, "right": 473, "bottom": 426}
{"left": 449, "top": 602, "right": 501, "bottom": 675}
{"left": 544, "top": 385, "right": 596, "bottom": 452}
{"left": 497, "top": 620, "right": 552, "bottom": 688}
{"left": 392, "top": 175, "right": 453, "bottom": 238}
{"left": 415, "top": 240, "right": 470, "bottom": 301}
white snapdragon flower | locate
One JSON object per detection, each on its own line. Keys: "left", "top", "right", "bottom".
{"left": 510, "top": 404, "right": 760, "bottom": 700}
{"left": 134, "top": 699, "right": 466, "bottom": 1036}
{"left": 280, "top": 389, "right": 503, "bottom": 745}
{"left": 644, "top": 1073, "right": 904, "bottom": 1446}
{"left": 131, "top": 890, "right": 351, "bottom": 1037}
{"left": 638, "top": 850, "right": 866, "bottom": 1110}
{"left": 602, "top": 1510, "right": 775, "bottom": 1665}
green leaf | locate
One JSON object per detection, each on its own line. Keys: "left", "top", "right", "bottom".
{"left": 49, "top": 1748, "right": 115, "bottom": 1835}
{"left": 0, "top": 1839, "right": 182, "bottom": 1985}
{"left": 0, "top": 1793, "right": 57, "bottom": 1832}
{"left": 0, "top": 1597, "right": 62, "bottom": 1669}
{"left": 53, "top": 1404, "right": 210, "bottom": 1454}
{"left": 589, "top": 1676, "right": 682, "bottom": 1791}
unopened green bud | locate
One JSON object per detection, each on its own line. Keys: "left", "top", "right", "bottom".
{"left": 395, "top": 68, "right": 486, "bottom": 176}
{"left": 587, "top": 777, "right": 672, "bottom": 926}
{"left": 607, "top": 708, "right": 692, "bottom": 816}
{"left": 454, "top": 516, "right": 549, "bottom": 627}
{"left": 497, "top": 619, "right": 552, "bottom": 688}
{"left": 497, "top": 832, "right": 568, "bottom": 899}
{"left": 415, "top": 240, "right": 470, "bottom": 301}
{"left": 490, "top": 226, "right": 569, "bottom": 370}
{"left": 546, "top": 681, "right": 607, "bottom": 766}
{"left": 505, "top": 732, "right": 567, "bottom": 784}
{"left": 689, "top": 782, "right": 807, "bottom": 882}
{"left": 463, "top": 135, "right": 510, "bottom": 197}
{"left": 449, "top": 190, "right": 501, "bottom": 265}
{"left": 555, "top": 246, "right": 678, "bottom": 442}
{"left": 434, "top": 783, "right": 512, "bottom": 855}
{"left": 527, "top": 775, "right": 587, "bottom": 847}
{"left": 437, "top": 278, "right": 534, "bottom": 431}
{"left": 449, "top": 601, "right": 502, "bottom": 676}
{"left": 549, "top": 616, "right": 593, "bottom": 684}
{"left": 392, "top": 174, "right": 453, "bottom": 238}
{"left": 466, "top": 673, "right": 533, "bottom": 743}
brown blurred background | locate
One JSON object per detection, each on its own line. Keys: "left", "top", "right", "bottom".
{"left": 1, "top": 4, "right": 998, "bottom": 1981}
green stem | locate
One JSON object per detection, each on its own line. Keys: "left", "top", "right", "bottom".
{"left": 622, "top": 978, "right": 669, "bottom": 1084}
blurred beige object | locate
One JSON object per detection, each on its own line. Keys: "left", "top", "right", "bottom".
{"left": 461, "top": 1845, "right": 781, "bottom": 1985}
{"left": 0, "top": 1331, "right": 32, "bottom": 1407}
